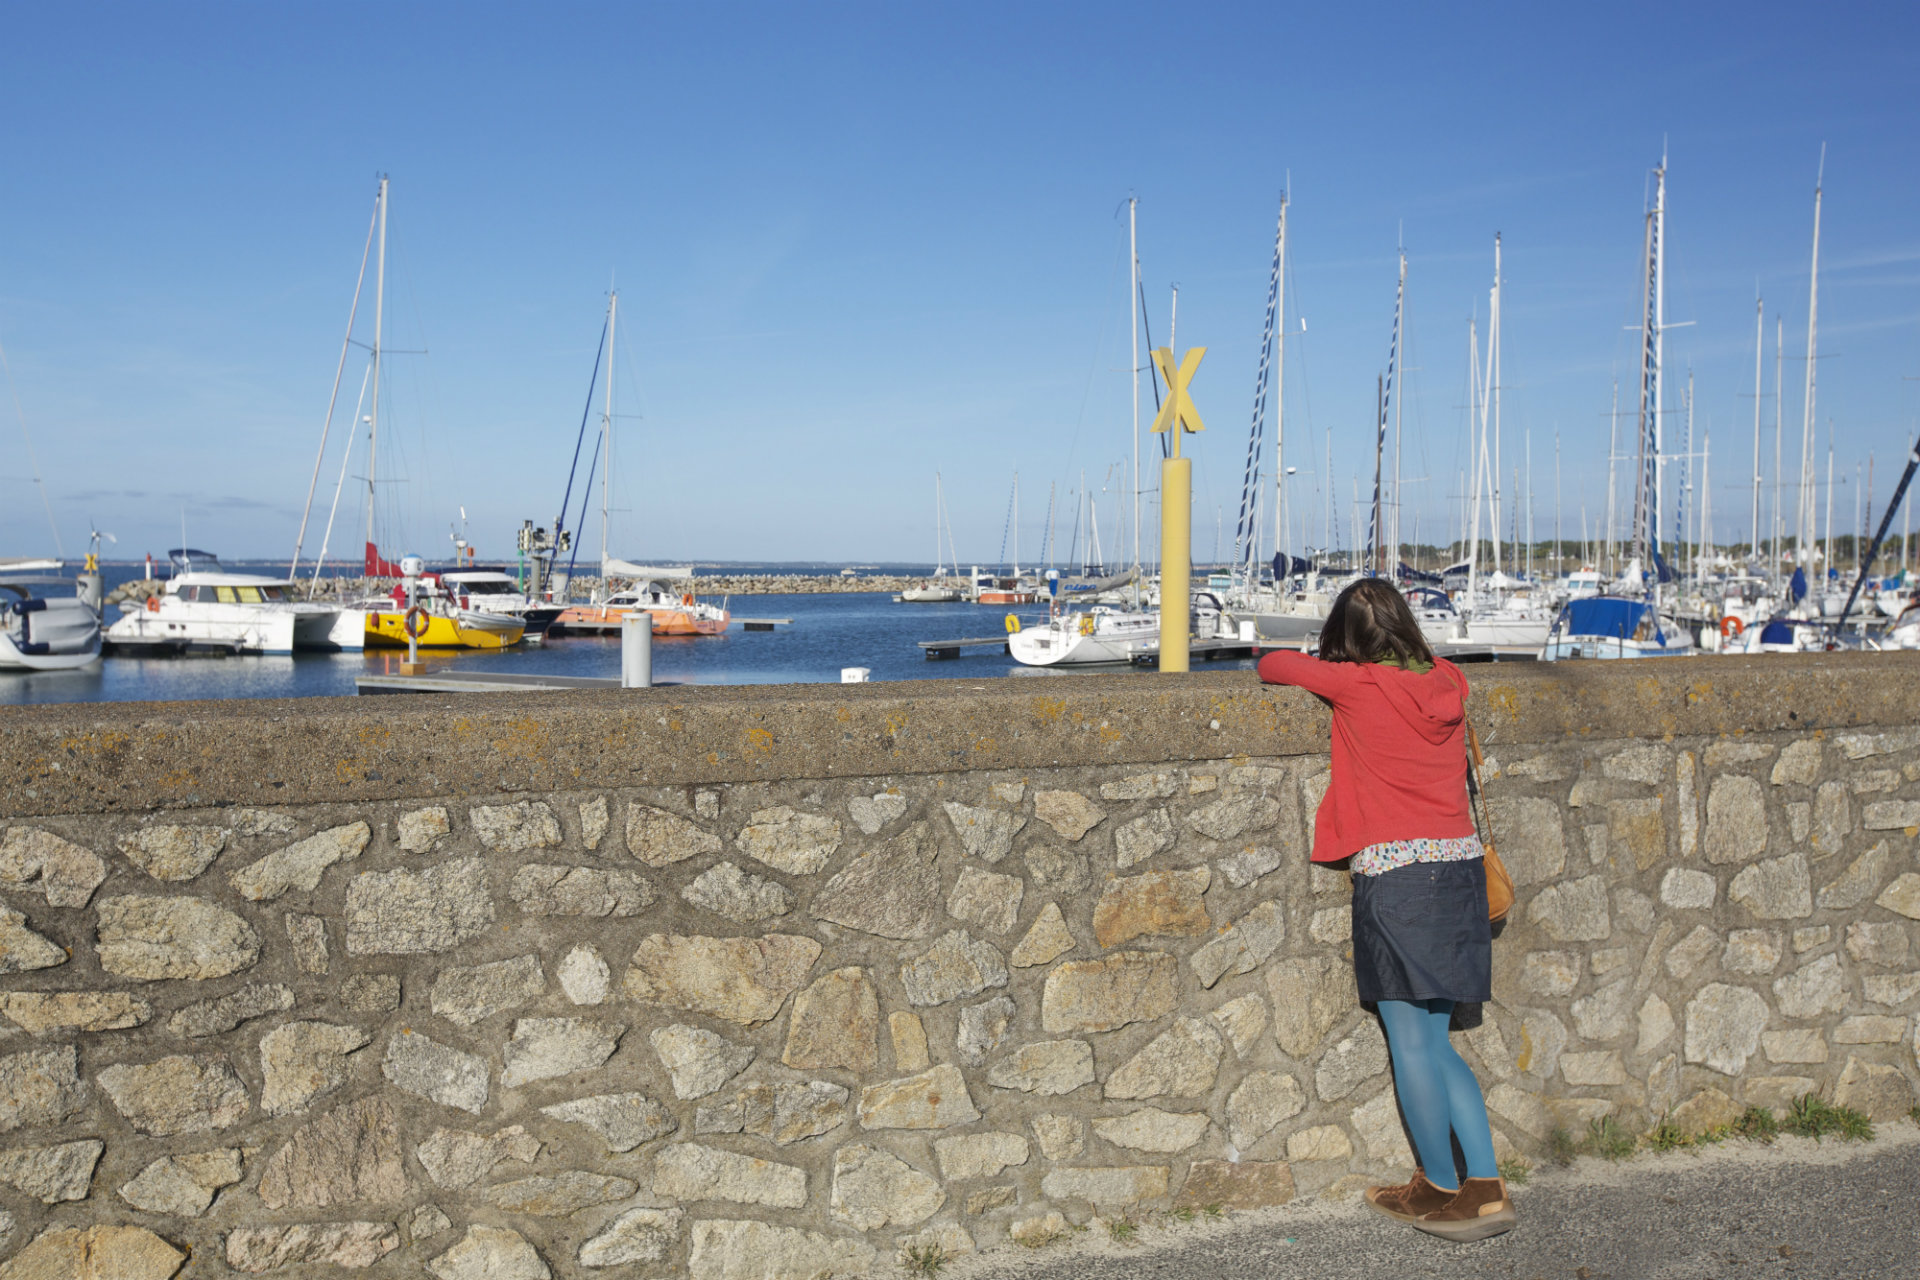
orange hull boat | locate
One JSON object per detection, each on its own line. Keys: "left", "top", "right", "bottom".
{"left": 552, "top": 601, "right": 730, "bottom": 636}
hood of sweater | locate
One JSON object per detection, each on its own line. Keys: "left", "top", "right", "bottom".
{"left": 1355, "top": 659, "right": 1465, "bottom": 745}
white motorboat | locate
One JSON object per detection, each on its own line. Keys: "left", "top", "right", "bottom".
{"left": 1, "top": 563, "right": 101, "bottom": 671}
{"left": 901, "top": 581, "right": 964, "bottom": 603}
{"left": 439, "top": 569, "right": 563, "bottom": 635}
{"left": 1010, "top": 593, "right": 1227, "bottom": 668}
{"left": 1444, "top": 603, "right": 1554, "bottom": 650}
{"left": 1007, "top": 606, "right": 1160, "bottom": 666}
{"left": 104, "top": 550, "right": 340, "bottom": 655}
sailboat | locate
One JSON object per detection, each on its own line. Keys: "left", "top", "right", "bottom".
{"left": 547, "top": 291, "right": 730, "bottom": 638}
{"left": 1446, "top": 235, "right": 1553, "bottom": 652}
{"left": 290, "top": 177, "right": 523, "bottom": 651}
{"left": 1542, "top": 159, "right": 1693, "bottom": 662}
{"left": 901, "top": 473, "right": 964, "bottom": 602}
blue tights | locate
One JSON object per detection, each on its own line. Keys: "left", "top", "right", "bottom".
{"left": 1375, "top": 999, "right": 1500, "bottom": 1189}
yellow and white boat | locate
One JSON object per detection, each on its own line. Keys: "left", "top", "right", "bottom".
{"left": 351, "top": 573, "right": 525, "bottom": 650}
{"left": 360, "top": 603, "right": 523, "bottom": 650}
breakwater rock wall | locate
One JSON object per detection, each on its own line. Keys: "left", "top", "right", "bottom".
{"left": 0, "top": 657, "right": 1916, "bottom": 1277}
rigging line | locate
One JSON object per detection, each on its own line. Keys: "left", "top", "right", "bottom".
{"left": 1137, "top": 277, "right": 1168, "bottom": 459}
{"left": 310, "top": 363, "right": 374, "bottom": 594}
{"left": 555, "top": 313, "right": 612, "bottom": 554}
{"left": 1060, "top": 223, "right": 1129, "bottom": 486}
{"left": 566, "top": 425, "right": 603, "bottom": 586}
{"left": 291, "top": 189, "right": 379, "bottom": 581}
{"left": 1235, "top": 197, "right": 1285, "bottom": 576}
{"left": 0, "top": 336, "right": 63, "bottom": 556}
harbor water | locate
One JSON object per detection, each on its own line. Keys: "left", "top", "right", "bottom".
{"left": 4, "top": 565, "right": 1254, "bottom": 706}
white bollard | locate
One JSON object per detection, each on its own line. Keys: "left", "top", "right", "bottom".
{"left": 841, "top": 667, "right": 871, "bottom": 683}
{"left": 622, "top": 615, "right": 653, "bottom": 688}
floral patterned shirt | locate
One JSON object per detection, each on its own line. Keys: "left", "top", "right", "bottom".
{"left": 1351, "top": 834, "right": 1484, "bottom": 877}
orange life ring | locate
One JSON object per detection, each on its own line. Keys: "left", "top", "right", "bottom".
{"left": 682, "top": 593, "right": 694, "bottom": 607}
{"left": 1720, "top": 615, "right": 1743, "bottom": 639}
{"left": 404, "top": 606, "right": 431, "bottom": 639}
{"left": 145, "top": 594, "right": 159, "bottom": 613}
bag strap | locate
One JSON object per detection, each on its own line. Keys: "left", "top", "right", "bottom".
{"left": 1463, "top": 712, "right": 1496, "bottom": 850}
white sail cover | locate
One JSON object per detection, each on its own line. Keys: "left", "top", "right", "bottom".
{"left": 603, "top": 558, "right": 693, "bottom": 582}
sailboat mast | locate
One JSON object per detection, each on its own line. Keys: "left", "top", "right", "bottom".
{"left": 1799, "top": 159, "right": 1824, "bottom": 571}
{"left": 1605, "top": 376, "right": 1618, "bottom": 576}
{"left": 600, "top": 291, "right": 617, "bottom": 569}
{"left": 1466, "top": 316, "right": 1482, "bottom": 596}
{"left": 1751, "top": 296, "right": 1764, "bottom": 563}
{"left": 1490, "top": 235, "right": 1503, "bottom": 580}
{"left": 1630, "top": 166, "right": 1662, "bottom": 582}
{"left": 365, "top": 176, "right": 388, "bottom": 561}
{"left": 1652, "top": 164, "right": 1666, "bottom": 590}
{"left": 1773, "top": 316, "right": 1784, "bottom": 581}
{"left": 1391, "top": 249, "right": 1406, "bottom": 574}
{"left": 1274, "top": 196, "right": 1288, "bottom": 577}
{"left": 1129, "top": 198, "right": 1140, "bottom": 580}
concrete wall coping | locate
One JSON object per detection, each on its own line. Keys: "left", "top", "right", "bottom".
{"left": 6, "top": 652, "right": 1918, "bottom": 818}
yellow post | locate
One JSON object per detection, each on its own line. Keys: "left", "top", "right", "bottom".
{"left": 1160, "top": 455, "right": 1192, "bottom": 671}
{"left": 1151, "top": 346, "right": 1206, "bottom": 673}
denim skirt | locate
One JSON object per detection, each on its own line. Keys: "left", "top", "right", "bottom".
{"left": 1350, "top": 858, "right": 1493, "bottom": 1003}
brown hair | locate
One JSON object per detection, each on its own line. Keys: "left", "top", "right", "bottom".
{"left": 1317, "top": 577, "right": 1436, "bottom": 666}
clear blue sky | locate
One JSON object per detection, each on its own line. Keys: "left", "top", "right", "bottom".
{"left": 4, "top": 3, "right": 1917, "bottom": 568}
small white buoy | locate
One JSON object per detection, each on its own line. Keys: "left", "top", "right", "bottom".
{"left": 841, "top": 667, "right": 871, "bottom": 683}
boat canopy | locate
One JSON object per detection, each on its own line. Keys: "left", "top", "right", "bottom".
{"left": 1557, "top": 597, "right": 1664, "bottom": 642}
{"left": 168, "top": 548, "right": 223, "bottom": 573}
{"left": 604, "top": 558, "right": 693, "bottom": 581}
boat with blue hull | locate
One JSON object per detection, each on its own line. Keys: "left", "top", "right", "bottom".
{"left": 1541, "top": 597, "right": 1695, "bottom": 662}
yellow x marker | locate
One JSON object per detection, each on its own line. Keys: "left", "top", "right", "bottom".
{"left": 1150, "top": 346, "right": 1206, "bottom": 435}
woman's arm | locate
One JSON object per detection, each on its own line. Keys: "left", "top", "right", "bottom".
{"left": 1256, "top": 650, "right": 1359, "bottom": 700}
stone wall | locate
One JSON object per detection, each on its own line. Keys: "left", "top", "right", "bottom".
{"left": 0, "top": 658, "right": 1916, "bottom": 1277}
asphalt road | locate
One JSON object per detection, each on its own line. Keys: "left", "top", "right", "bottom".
{"left": 967, "top": 1137, "right": 1920, "bottom": 1280}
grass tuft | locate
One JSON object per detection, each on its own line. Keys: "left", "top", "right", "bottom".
{"left": 1646, "top": 1117, "right": 1696, "bottom": 1153}
{"left": 1497, "top": 1155, "right": 1532, "bottom": 1185}
{"left": 1106, "top": 1215, "right": 1138, "bottom": 1244}
{"left": 902, "top": 1244, "right": 948, "bottom": 1276}
{"left": 1728, "top": 1105, "right": 1779, "bottom": 1144}
{"left": 1586, "top": 1115, "right": 1637, "bottom": 1161}
{"left": 1014, "top": 1230, "right": 1064, "bottom": 1250}
{"left": 1201, "top": 1202, "right": 1225, "bottom": 1220}
{"left": 1783, "top": 1094, "right": 1873, "bottom": 1142}
{"left": 1548, "top": 1127, "right": 1578, "bottom": 1166}
{"left": 1168, "top": 1205, "right": 1198, "bottom": 1224}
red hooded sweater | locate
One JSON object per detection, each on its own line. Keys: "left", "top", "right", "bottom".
{"left": 1256, "top": 650, "right": 1474, "bottom": 863}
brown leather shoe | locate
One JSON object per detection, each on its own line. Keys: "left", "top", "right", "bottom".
{"left": 1414, "top": 1176, "right": 1516, "bottom": 1241}
{"left": 1364, "top": 1170, "right": 1458, "bottom": 1223}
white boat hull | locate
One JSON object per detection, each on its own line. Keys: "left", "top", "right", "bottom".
{"left": 0, "top": 630, "right": 102, "bottom": 670}
{"left": 106, "top": 603, "right": 339, "bottom": 655}
{"left": 1008, "top": 611, "right": 1162, "bottom": 667}
{"left": 1, "top": 595, "right": 102, "bottom": 670}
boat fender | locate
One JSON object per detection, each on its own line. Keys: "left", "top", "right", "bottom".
{"left": 1004, "top": 613, "right": 1021, "bottom": 634}
{"left": 404, "top": 606, "right": 431, "bottom": 639}
{"left": 683, "top": 593, "right": 694, "bottom": 606}
{"left": 1720, "top": 615, "right": 1743, "bottom": 639}
{"left": 145, "top": 595, "right": 160, "bottom": 613}
{"left": 1078, "top": 614, "right": 1095, "bottom": 636}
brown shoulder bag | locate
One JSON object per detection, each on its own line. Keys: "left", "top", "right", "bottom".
{"left": 1464, "top": 716, "right": 1516, "bottom": 923}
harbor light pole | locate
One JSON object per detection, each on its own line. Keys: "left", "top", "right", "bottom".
{"left": 1151, "top": 344, "right": 1206, "bottom": 673}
